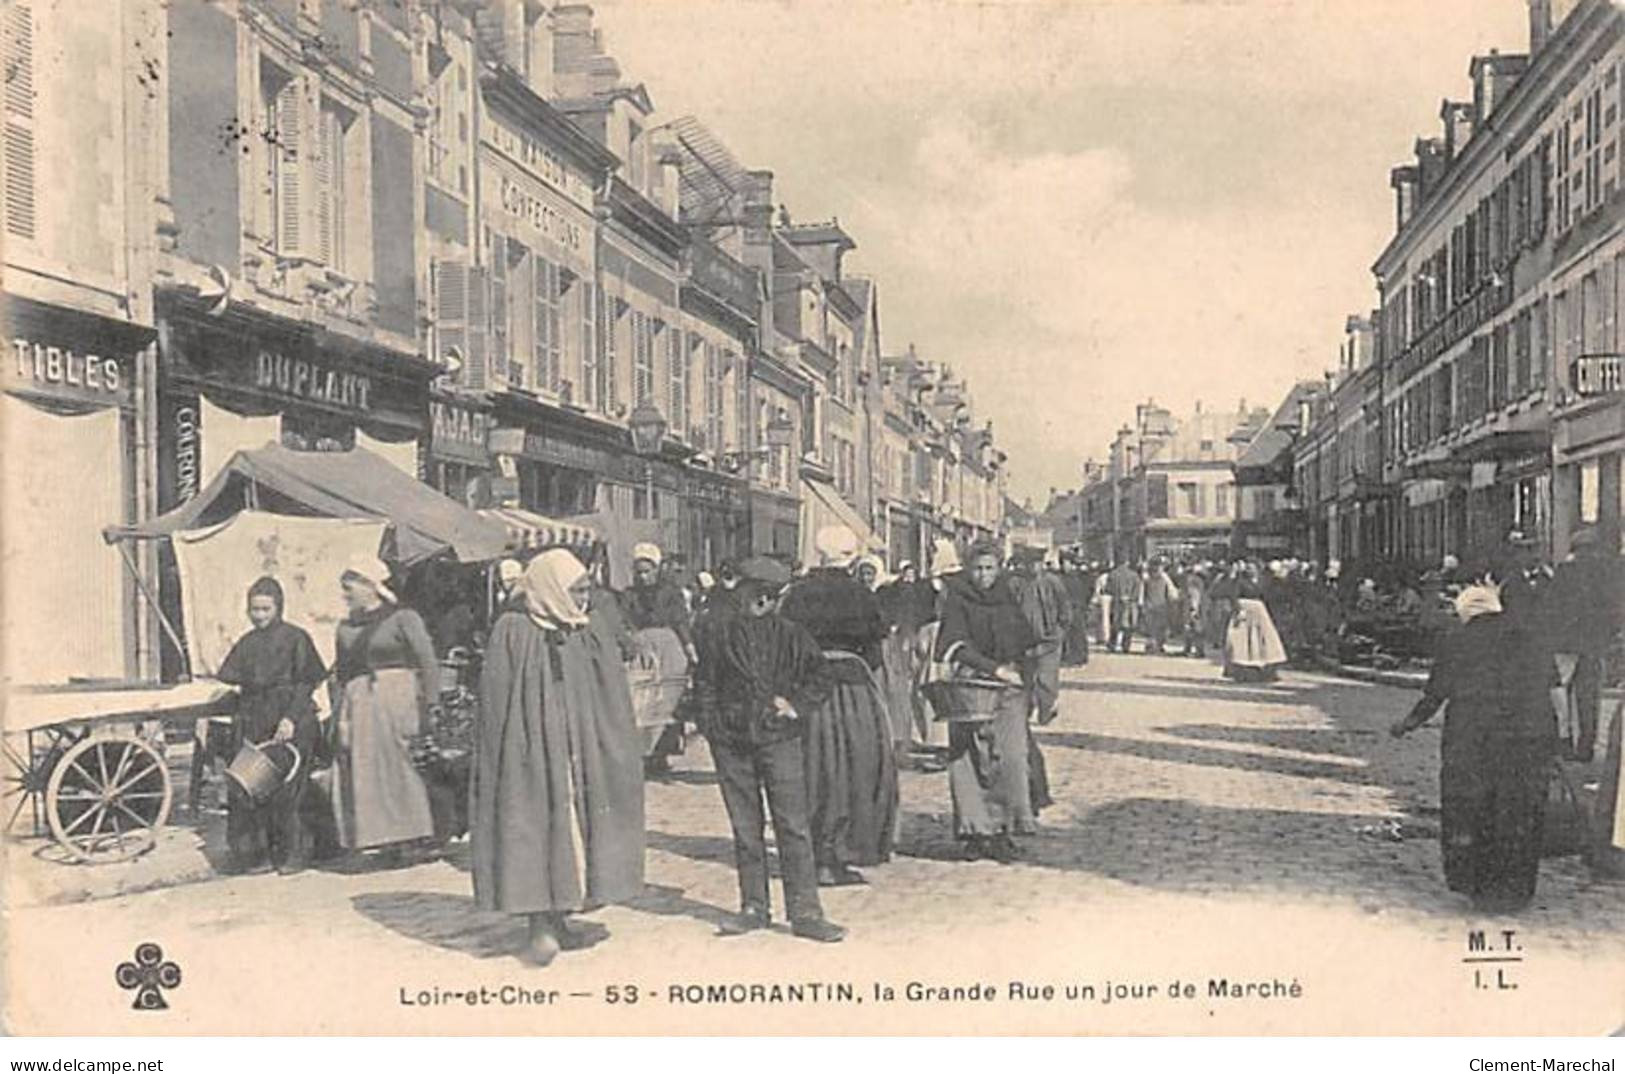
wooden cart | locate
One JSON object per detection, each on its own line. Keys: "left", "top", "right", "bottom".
{"left": 3, "top": 681, "right": 238, "bottom": 864}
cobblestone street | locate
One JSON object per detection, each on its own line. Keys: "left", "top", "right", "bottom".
{"left": 7, "top": 654, "right": 1623, "bottom": 1035}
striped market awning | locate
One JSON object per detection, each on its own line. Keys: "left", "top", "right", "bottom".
{"left": 479, "top": 507, "right": 598, "bottom": 551}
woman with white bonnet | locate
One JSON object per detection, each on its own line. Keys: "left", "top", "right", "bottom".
{"left": 1390, "top": 556, "right": 1558, "bottom": 912}
{"left": 472, "top": 549, "right": 645, "bottom": 965}
{"left": 329, "top": 556, "right": 442, "bottom": 860}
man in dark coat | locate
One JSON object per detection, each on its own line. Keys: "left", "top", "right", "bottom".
{"left": 1544, "top": 528, "right": 1623, "bottom": 763}
{"left": 1010, "top": 548, "right": 1071, "bottom": 724}
{"left": 1060, "top": 558, "right": 1093, "bottom": 666}
{"left": 693, "top": 557, "right": 844, "bottom": 942}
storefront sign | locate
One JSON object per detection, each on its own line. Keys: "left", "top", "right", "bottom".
{"left": 483, "top": 157, "right": 589, "bottom": 257}
{"left": 1572, "top": 354, "right": 1623, "bottom": 398}
{"left": 491, "top": 425, "right": 615, "bottom": 473}
{"left": 484, "top": 113, "right": 597, "bottom": 211}
{"left": 7, "top": 337, "right": 130, "bottom": 406}
{"left": 255, "top": 350, "right": 372, "bottom": 413}
{"left": 158, "top": 392, "right": 203, "bottom": 510}
{"left": 430, "top": 399, "right": 492, "bottom": 465}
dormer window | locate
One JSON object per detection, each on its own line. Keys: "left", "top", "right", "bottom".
{"left": 627, "top": 118, "right": 646, "bottom": 193}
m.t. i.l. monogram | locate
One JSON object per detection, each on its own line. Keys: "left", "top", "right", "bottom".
{"left": 116, "top": 942, "right": 181, "bottom": 1010}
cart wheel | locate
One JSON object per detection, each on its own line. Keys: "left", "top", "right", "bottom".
{"left": 45, "top": 735, "right": 172, "bottom": 864}
{"left": 2, "top": 728, "right": 73, "bottom": 837}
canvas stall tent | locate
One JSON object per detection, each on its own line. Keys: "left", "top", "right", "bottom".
{"left": 107, "top": 442, "right": 515, "bottom": 565}
{"left": 169, "top": 513, "right": 389, "bottom": 677}
{"left": 478, "top": 506, "right": 598, "bottom": 552}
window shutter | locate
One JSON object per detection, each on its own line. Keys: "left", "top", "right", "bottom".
{"left": 580, "top": 281, "right": 597, "bottom": 409}
{"left": 466, "top": 264, "right": 489, "bottom": 390}
{"left": 603, "top": 296, "right": 622, "bottom": 412}
{"left": 1147, "top": 474, "right": 1169, "bottom": 519}
{"left": 434, "top": 260, "right": 468, "bottom": 367}
{"left": 275, "top": 79, "right": 302, "bottom": 254}
{"left": 667, "top": 326, "right": 684, "bottom": 440}
{"left": 313, "top": 107, "right": 335, "bottom": 267}
{"left": 488, "top": 235, "right": 508, "bottom": 383}
{"left": 2, "top": 0, "right": 36, "bottom": 240}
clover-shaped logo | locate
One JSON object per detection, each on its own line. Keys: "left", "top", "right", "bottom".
{"left": 116, "top": 942, "right": 181, "bottom": 1010}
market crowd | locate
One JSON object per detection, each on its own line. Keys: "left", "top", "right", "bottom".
{"left": 207, "top": 523, "right": 1624, "bottom": 963}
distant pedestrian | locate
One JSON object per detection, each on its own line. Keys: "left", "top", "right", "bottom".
{"left": 1010, "top": 548, "right": 1071, "bottom": 724}
{"left": 1060, "top": 558, "right": 1092, "bottom": 666}
{"left": 1104, "top": 561, "right": 1142, "bottom": 653}
{"left": 1178, "top": 566, "right": 1206, "bottom": 657}
{"left": 1222, "top": 564, "right": 1287, "bottom": 683}
{"left": 1140, "top": 559, "right": 1178, "bottom": 654}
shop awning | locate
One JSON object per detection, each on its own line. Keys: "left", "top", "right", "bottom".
{"left": 106, "top": 442, "right": 514, "bottom": 565}
{"left": 479, "top": 507, "right": 597, "bottom": 551}
{"left": 798, "top": 477, "right": 885, "bottom": 566}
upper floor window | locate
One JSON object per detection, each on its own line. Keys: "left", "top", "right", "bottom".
{"left": 313, "top": 98, "right": 357, "bottom": 273}
{"left": 631, "top": 310, "right": 655, "bottom": 406}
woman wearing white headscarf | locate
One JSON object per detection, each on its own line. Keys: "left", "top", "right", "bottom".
{"left": 329, "top": 557, "right": 441, "bottom": 856}
{"left": 1390, "top": 558, "right": 1558, "bottom": 912}
{"left": 472, "top": 549, "right": 646, "bottom": 965}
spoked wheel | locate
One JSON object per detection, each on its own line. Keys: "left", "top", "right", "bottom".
{"left": 3, "top": 727, "right": 74, "bottom": 837}
{"left": 44, "top": 734, "right": 172, "bottom": 863}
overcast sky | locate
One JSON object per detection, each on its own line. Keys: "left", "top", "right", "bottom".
{"left": 592, "top": 0, "right": 1533, "bottom": 504}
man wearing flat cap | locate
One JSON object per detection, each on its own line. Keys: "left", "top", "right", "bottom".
{"left": 692, "top": 556, "right": 845, "bottom": 942}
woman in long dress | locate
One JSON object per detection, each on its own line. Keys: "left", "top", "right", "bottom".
{"left": 935, "top": 540, "right": 1038, "bottom": 863}
{"left": 779, "top": 528, "right": 899, "bottom": 885}
{"left": 471, "top": 549, "right": 645, "bottom": 966}
{"left": 1223, "top": 565, "right": 1287, "bottom": 683}
{"left": 1390, "top": 565, "right": 1558, "bottom": 912}
{"left": 329, "top": 557, "right": 441, "bottom": 857}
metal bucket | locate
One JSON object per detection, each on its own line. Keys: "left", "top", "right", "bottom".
{"left": 225, "top": 740, "right": 301, "bottom": 804}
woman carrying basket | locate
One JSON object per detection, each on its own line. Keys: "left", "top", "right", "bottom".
{"left": 934, "top": 539, "right": 1038, "bottom": 863}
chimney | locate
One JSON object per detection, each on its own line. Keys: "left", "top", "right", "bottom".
{"left": 653, "top": 140, "right": 682, "bottom": 221}
{"left": 1440, "top": 100, "right": 1475, "bottom": 159}
{"left": 739, "top": 169, "right": 775, "bottom": 338}
{"left": 1528, "top": 0, "right": 1551, "bottom": 52}
{"left": 551, "top": 5, "right": 602, "bottom": 98}
{"left": 1414, "top": 137, "right": 1448, "bottom": 202}
{"left": 1390, "top": 164, "right": 1420, "bottom": 231}
{"left": 1470, "top": 50, "right": 1529, "bottom": 125}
